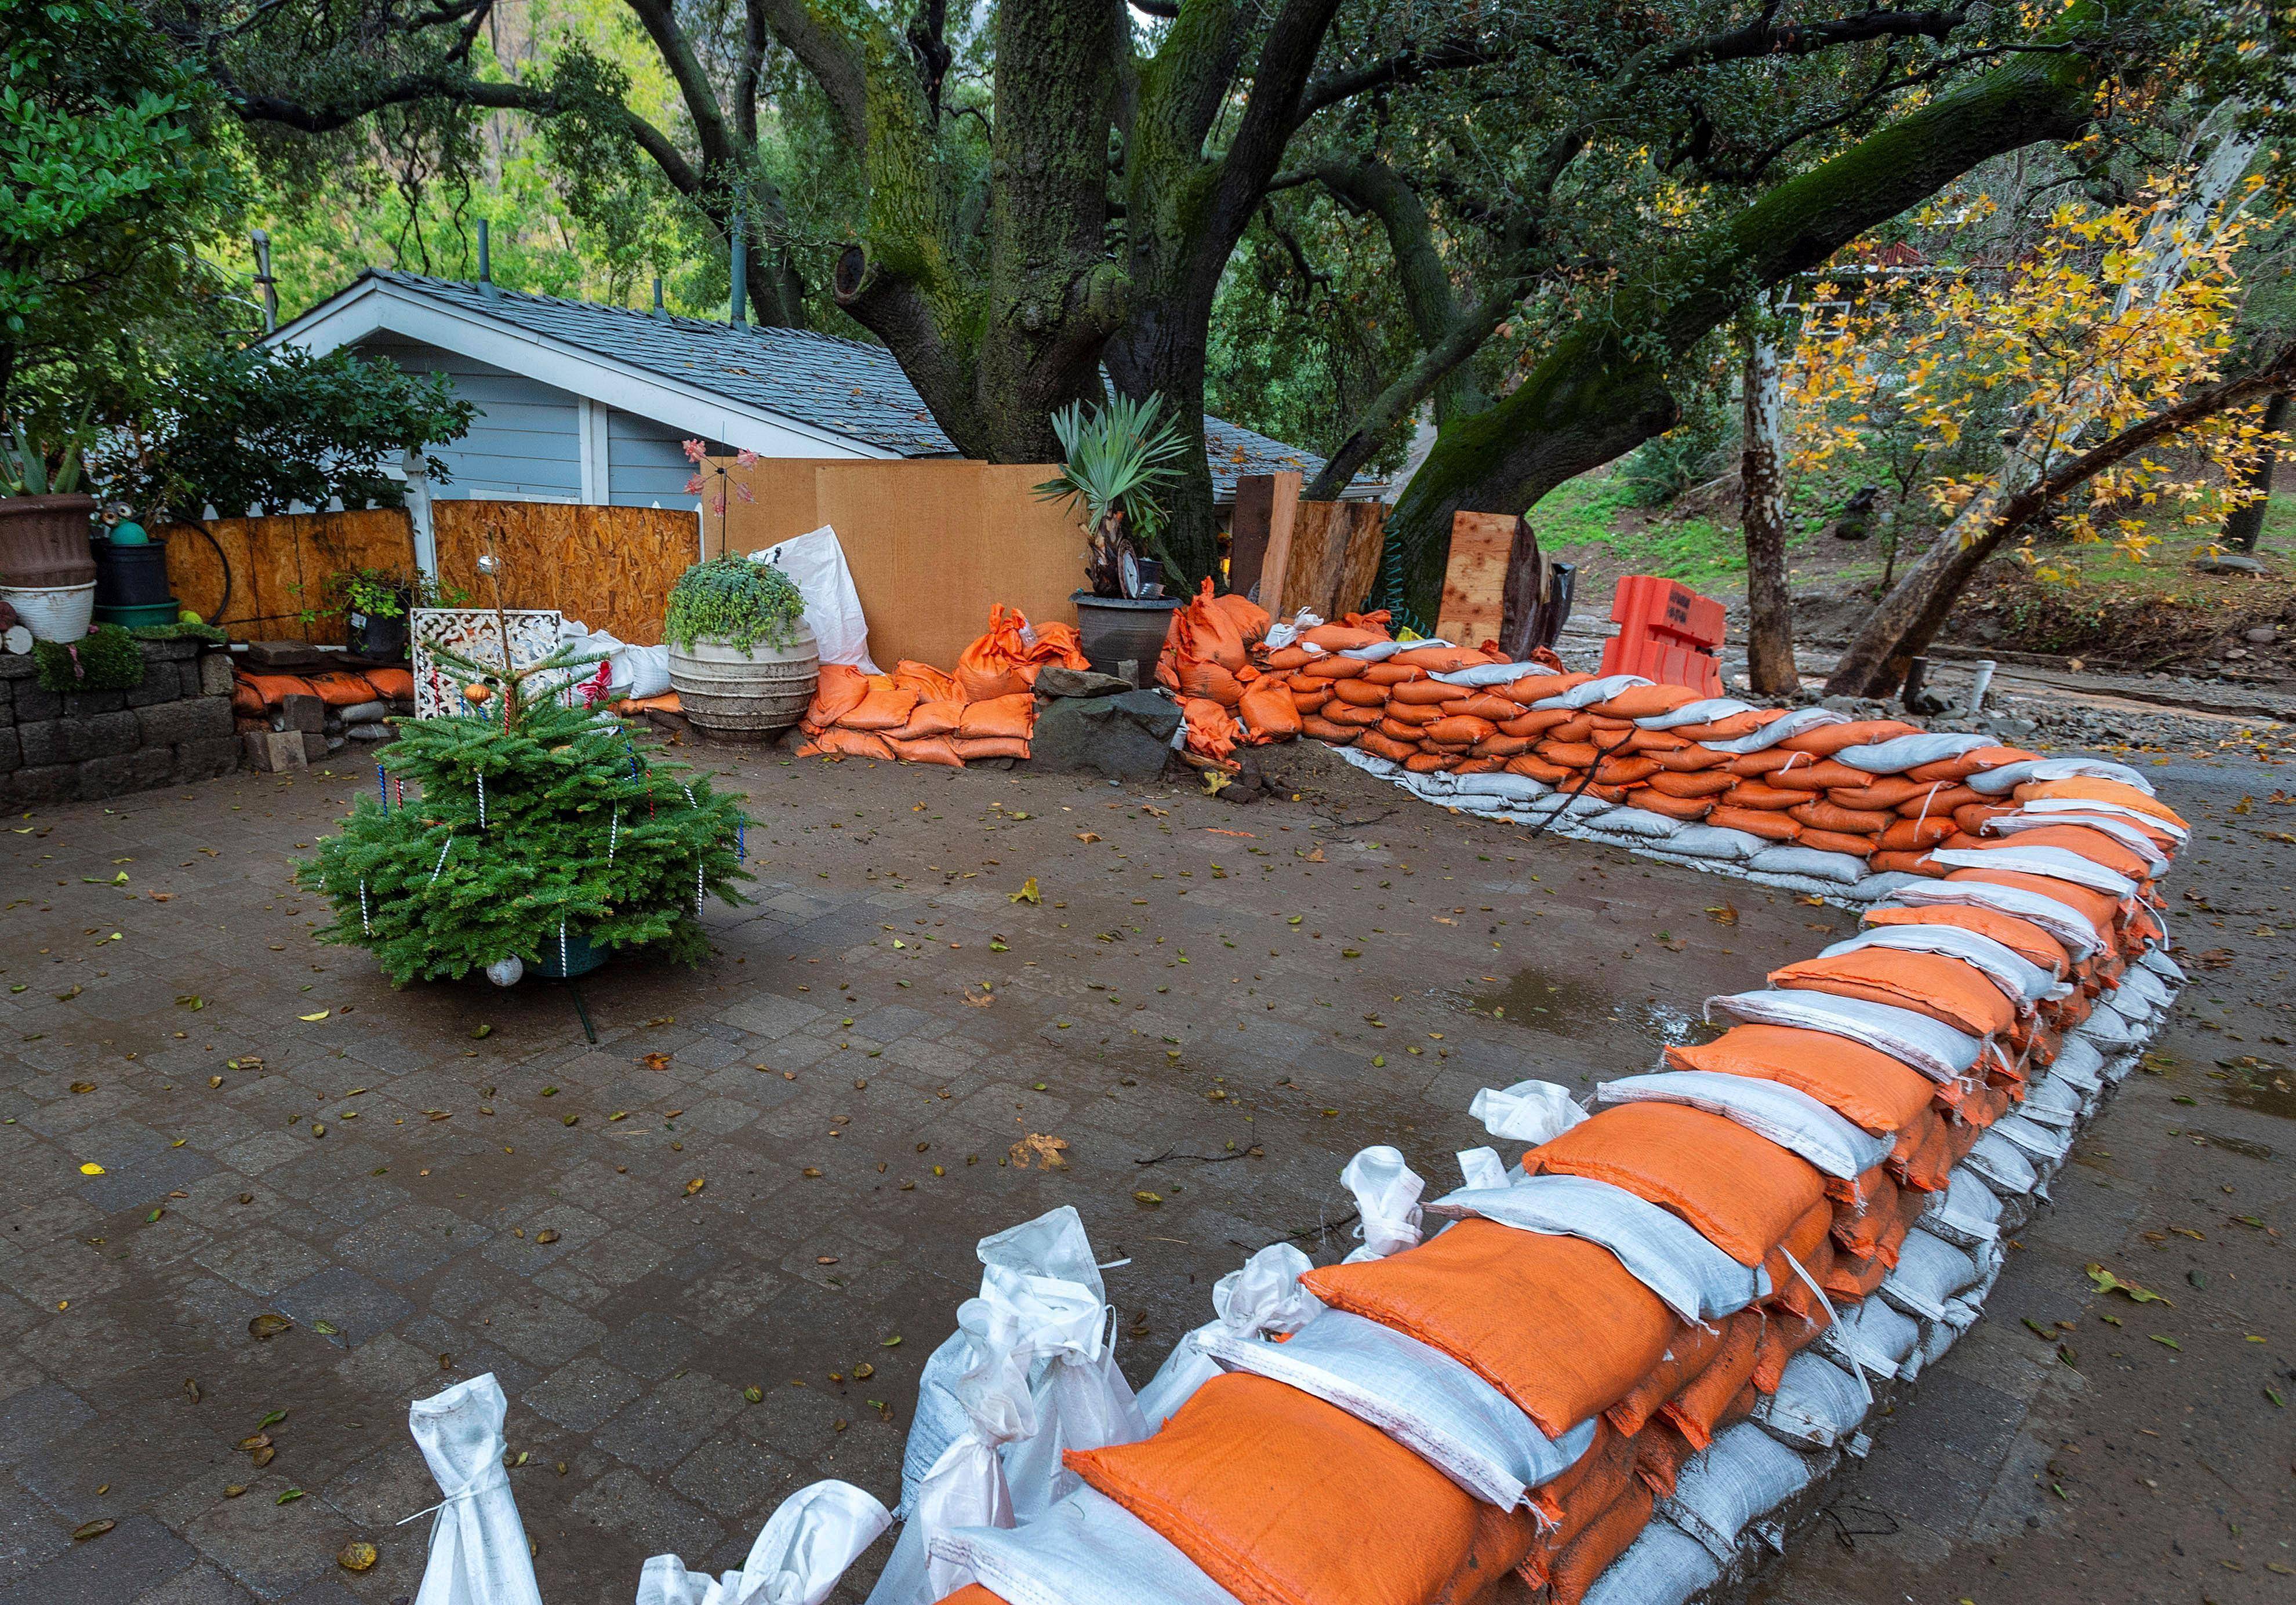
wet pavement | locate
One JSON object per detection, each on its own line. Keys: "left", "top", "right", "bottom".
{"left": 1, "top": 743, "right": 2289, "bottom": 1604}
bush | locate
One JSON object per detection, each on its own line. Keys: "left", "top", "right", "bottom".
{"left": 664, "top": 556, "right": 806, "bottom": 654}
{"left": 32, "top": 624, "right": 146, "bottom": 691}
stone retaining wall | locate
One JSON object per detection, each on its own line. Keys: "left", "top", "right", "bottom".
{"left": 0, "top": 640, "right": 239, "bottom": 806}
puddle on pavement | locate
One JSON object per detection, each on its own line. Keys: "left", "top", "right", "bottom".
{"left": 1450, "top": 965, "right": 1712, "bottom": 1047}
{"left": 2214, "top": 1055, "right": 2296, "bottom": 1121}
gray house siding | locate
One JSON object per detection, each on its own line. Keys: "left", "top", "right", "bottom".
{"left": 606, "top": 409, "right": 709, "bottom": 507}
{"left": 357, "top": 334, "right": 582, "bottom": 501}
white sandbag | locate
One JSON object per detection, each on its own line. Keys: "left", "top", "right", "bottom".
{"left": 1705, "top": 989, "right": 1983, "bottom": 1085}
{"left": 1963, "top": 1129, "right": 2040, "bottom": 1198}
{"left": 1587, "top": 806, "right": 1687, "bottom": 840}
{"left": 1533, "top": 672, "right": 1654, "bottom": 709}
{"left": 1452, "top": 771, "right": 1551, "bottom": 801}
{"left": 1818, "top": 1297, "right": 1922, "bottom": 1381}
{"left": 1132, "top": 1243, "right": 1322, "bottom": 1430}
{"left": 1752, "top": 1353, "right": 1872, "bottom": 1451}
{"left": 1521, "top": 791, "right": 1619, "bottom": 823}
{"left": 1656, "top": 824, "right": 1770, "bottom": 861}
{"left": 1333, "top": 744, "right": 1403, "bottom": 779}
{"left": 1747, "top": 845, "right": 1868, "bottom": 885}
{"left": 1444, "top": 795, "right": 1517, "bottom": 819}
{"left": 2018, "top": 1075, "right": 2085, "bottom": 1128}
{"left": 1881, "top": 882, "right": 2104, "bottom": 961}
{"left": 1456, "top": 1147, "right": 1518, "bottom": 1192}
{"left": 2138, "top": 946, "right": 2188, "bottom": 982}
{"left": 2046, "top": 1034, "right": 2106, "bottom": 1093}
{"left": 1595, "top": 1071, "right": 1890, "bottom": 1180}
{"left": 747, "top": 526, "right": 882, "bottom": 675}
{"left": 637, "top": 1482, "right": 889, "bottom": 1605}
{"left": 1924, "top": 845, "right": 2138, "bottom": 899}
{"left": 928, "top": 1487, "right": 1244, "bottom": 1605}
{"left": 2073, "top": 1006, "right": 2145, "bottom": 1052}
{"left": 1848, "top": 869, "right": 1923, "bottom": 903}
{"left": 1341, "top": 638, "right": 1448, "bottom": 661}
{"left": 1831, "top": 732, "right": 1992, "bottom": 773}
{"left": 2010, "top": 795, "right": 2187, "bottom": 841}
{"left": 1992, "top": 1111, "right": 2075, "bottom": 1166}
{"left": 1200, "top": 1309, "right": 1596, "bottom": 1510}
{"left": 1821, "top": 924, "right": 2063, "bottom": 1005}
{"left": 1661, "top": 1423, "right": 1830, "bottom": 1563}
{"left": 1918, "top": 1170, "right": 2002, "bottom": 1249}
{"left": 1911, "top": 1292, "right": 1985, "bottom": 1373}
{"left": 1742, "top": 869, "right": 1857, "bottom": 900}
{"left": 1340, "top": 1146, "right": 1425, "bottom": 1262}
{"left": 1582, "top": 1519, "right": 1722, "bottom": 1605}
{"left": 1472, "top": 1079, "right": 1590, "bottom": 1145}
{"left": 1262, "top": 610, "right": 1323, "bottom": 653}
{"left": 1401, "top": 770, "right": 1458, "bottom": 802}
{"left": 1697, "top": 707, "right": 1846, "bottom": 755}
{"left": 1433, "top": 660, "right": 1559, "bottom": 687}
{"left": 1966, "top": 756, "right": 2157, "bottom": 795}
{"left": 1635, "top": 697, "right": 1757, "bottom": 731}
{"left": 1983, "top": 811, "right": 2170, "bottom": 875}
{"left": 408, "top": 1374, "right": 545, "bottom": 1605}
{"left": 868, "top": 1341, "right": 1033, "bottom": 1605}
{"left": 1877, "top": 1228, "right": 1981, "bottom": 1322}
{"left": 1426, "top": 1174, "right": 1767, "bottom": 1323}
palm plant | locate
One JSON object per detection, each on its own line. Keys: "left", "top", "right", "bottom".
{"left": 1, "top": 417, "right": 90, "bottom": 497}
{"left": 1034, "top": 394, "right": 1190, "bottom": 597}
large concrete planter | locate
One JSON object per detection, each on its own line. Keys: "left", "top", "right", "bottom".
{"left": 0, "top": 494, "right": 98, "bottom": 588}
{"left": 668, "top": 622, "right": 819, "bottom": 741}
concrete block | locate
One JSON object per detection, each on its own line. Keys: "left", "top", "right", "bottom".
{"left": 244, "top": 729, "right": 309, "bottom": 773}
{"left": 58, "top": 689, "right": 126, "bottom": 718}
{"left": 245, "top": 639, "right": 326, "bottom": 669}
{"left": 126, "top": 671, "right": 179, "bottom": 707}
{"left": 10, "top": 683, "right": 60, "bottom": 722}
{"left": 18, "top": 710, "right": 139, "bottom": 766}
{"left": 0, "top": 727, "right": 14, "bottom": 773}
{"left": 0, "top": 762, "right": 74, "bottom": 805}
{"left": 173, "top": 736, "right": 242, "bottom": 781}
{"left": 305, "top": 731, "right": 331, "bottom": 761}
{"left": 197, "top": 651, "right": 234, "bottom": 697}
{"left": 75, "top": 747, "right": 173, "bottom": 800}
{"left": 0, "top": 650, "right": 35, "bottom": 679}
{"left": 278, "top": 693, "right": 326, "bottom": 734}
{"left": 141, "top": 638, "right": 199, "bottom": 662}
{"left": 137, "top": 696, "right": 233, "bottom": 748}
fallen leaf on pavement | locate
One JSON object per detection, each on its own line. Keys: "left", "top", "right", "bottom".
{"left": 684, "top": 1177, "right": 706, "bottom": 1195}
{"left": 1010, "top": 878, "right": 1041, "bottom": 905}
{"left": 299, "top": 1010, "right": 330, "bottom": 1021}
{"left": 70, "top": 1520, "right": 113, "bottom": 1542}
{"left": 1009, "top": 1132, "right": 1070, "bottom": 1169}
{"left": 337, "top": 1542, "right": 377, "bottom": 1573}
{"left": 248, "top": 1313, "right": 293, "bottom": 1340}
{"left": 2087, "top": 1264, "right": 2173, "bottom": 1305}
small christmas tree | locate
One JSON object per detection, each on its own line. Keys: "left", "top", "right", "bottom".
{"left": 296, "top": 635, "right": 750, "bottom": 985}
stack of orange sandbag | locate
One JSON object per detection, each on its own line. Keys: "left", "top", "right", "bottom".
{"left": 909, "top": 773, "right": 2185, "bottom": 1605}
{"left": 795, "top": 605, "right": 1088, "bottom": 766}
{"left": 232, "top": 664, "right": 415, "bottom": 718}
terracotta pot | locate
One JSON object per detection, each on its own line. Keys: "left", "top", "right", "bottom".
{"left": 0, "top": 494, "right": 99, "bottom": 587}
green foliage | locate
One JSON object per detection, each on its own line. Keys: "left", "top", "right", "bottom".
{"left": 324, "top": 566, "right": 451, "bottom": 622}
{"left": 2, "top": 416, "right": 90, "bottom": 497}
{"left": 663, "top": 557, "right": 806, "bottom": 654}
{"left": 295, "top": 637, "right": 750, "bottom": 986}
{"left": 103, "top": 346, "right": 475, "bottom": 522}
{"left": 1, "top": 0, "right": 238, "bottom": 416}
{"left": 1037, "top": 395, "right": 1191, "bottom": 547}
{"left": 32, "top": 625, "right": 146, "bottom": 692}
{"left": 129, "top": 620, "right": 230, "bottom": 645}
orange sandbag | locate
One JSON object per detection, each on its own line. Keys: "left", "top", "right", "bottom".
{"left": 1301, "top": 1220, "right": 1680, "bottom": 1439}
{"left": 1721, "top": 781, "right": 1805, "bottom": 811}
{"left": 1890, "top": 1109, "right": 1954, "bottom": 1191}
{"left": 940, "top": 1590, "right": 1007, "bottom": 1605}
{"left": 1877, "top": 816, "right": 1955, "bottom": 850}
{"left": 1906, "top": 744, "right": 2035, "bottom": 783}
{"left": 1793, "top": 799, "right": 1894, "bottom": 834}
{"left": 884, "top": 734, "right": 964, "bottom": 767}
{"left": 1393, "top": 645, "right": 1495, "bottom": 673}
{"left": 1178, "top": 658, "right": 1247, "bottom": 707}
{"left": 805, "top": 663, "right": 871, "bottom": 728}
{"left": 1426, "top": 715, "right": 1498, "bottom": 747}
{"left": 1209, "top": 591, "right": 1270, "bottom": 646}
{"left": 2014, "top": 777, "right": 2188, "bottom": 829}
{"left": 1362, "top": 661, "right": 1427, "bottom": 686}
{"left": 1666, "top": 1024, "right": 1935, "bottom": 1137}
{"left": 798, "top": 728, "right": 895, "bottom": 760}
{"left": 1797, "top": 827, "right": 1879, "bottom": 858}
{"left": 951, "top": 736, "right": 1030, "bottom": 761}
{"left": 1547, "top": 1482, "right": 1656, "bottom": 1605}
{"left": 1539, "top": 1421, "right": 1636, "bottom": 1528}
{"left": 1066, "top": 1372, "right": 1538, "bottom": 1605}
{"left": 1389, "top": 679, "right": 1458, "bottom": 705}
{"left": 956, "top": 604, "right": 1043, "bottom": 701}
{"left": 1472, "top": 734, "right": 1535, "bottom": 759}
{"left": 1955, "top": 802, "right": 2018, "bottom": 836}
{"left": 1624, "top": 727, "right": 1692, "bottom": 755}
{"left": 1300, "top": 623, "right": 1389, "bottom": 651}
{"left": 1324, "top": 702, "right": 1385, "bottom": 727}
{"left": 1761, "top": 758, "right": 1870, "bottom": 791}
{"left": 362, "top": 667, "right": 415, "bottom": 700}
{"left": 1288, "top": 685, "right": 1333, "bottom": 715}
{"left": 1379, "top": 717, "right": 1431, "bottom": 743}
{"left": 1522, "top": 1102, "right": 1827, "bottom": 1268}
{"left": 1300, "top": 716, "right": 1359, "bottom": 744}
{"left": 234, "top": 672, "right": 318, "bottom": 714}
{"left": 1661, "top": 1313, "right": 1763, "bottom": 1449}
{"left": 1357, "top": 730, "right": 1421, "bottom": 764}
{"left": 1384, "top": 700, "right": 1446, "bottom": 727}
{"left": 892, "top": 698, "right": 965, "bottom": 740}
{"left": 1546, "top": 714, "right": 1598, "bottom": 744}
{"left": 1987, "top": 824, "right": 2157, "bottom": 880}
{"left": 1333, "top": 677, "right": 1390, "bottom": 707}
{"left": 304, "top": 671, "right": 379, "bottom": 705}
{"left": 1632, "top": 1418, "right": 1700, "bottom": 1499}
{"left": 1778, "top": 718, "right": 1923, "bottom": 756}
{"left": 1538, "top": 740, "right": 1602, "bottom": 769}
{"left": 1182, "top": 697, "right": 1240, "bottom": 765}
{"left": 958, "top": 693, "right": 1037, "bottom": 741}
{"left": 1898, "top": 783, "right": 1983, "bottom": 817}
{"left": 1442, "top": 693, "right": 1523, "bottom": 722}
{"left": 1593, "top": 755, "right": 1663, "bottom": 787}
{"left": 1670, "top": 709, "right": 1776, "bottom": 741}
{"left": 1945, "top": 867, "right": 2122, "bottom": 942}
{"left": 1498, "top": 707, "right": 1579, "bottom": 738}
{"left": 1506, "top": 755, "right": 1572, "bottom": 784}
{"left": 1768, "top": 949, "right": 2017, "bottom": 1040}
{"left": 841, "top": 679, "right": 923, "bottom": 731}
{"left": 1871, "top": 903, "right": 2076, "bottom": 976}
{"left": 1605, "top": 1324, "right": 1728, "bottom": 1437}
{"left": 891, "top": 660, "right": 960, "bottom": 701}
{"left": 1830, "top": 1168, "right": 1904, "bottom": 1257}
{"left": 1590, "top": 684, "right": 1704, "bottom": 720}
{"left": 1633, "top": 791, "right": 1714, "bottom": 822}
{"left": 1262, "top": 645, "right": 1316, "bottom": 671}
{"left": 1239, "top": 679, "right": 1303, "bottom": 741}
{"left": 1298, "top": 655, "right": 1371, "bottom": 680}
{"left": 1511, "top": 671, "right": 1592, "bottom": 701}
{"left": 1648, "top": 769, "right": 1738, "bottom": 799}
{"left": 1706, "top": 805, "right": 1802, "bottom": 842}
{"left": 1869, "top": 848, "right": 1948, "bottom": 876}
{"left": 1404, "top": 752, "right": 1457, "bottom": 773}
{"left": 1829, "top": 776, "right": 1931, "bottom": 810}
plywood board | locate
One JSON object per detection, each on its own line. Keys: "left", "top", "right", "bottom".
{"left": 708, "top": 457, "right": 1085, "bottom": 670}
{"left": 433, "top": 501, "right": 698, "bottom": 645}
{"left": 703, "top": 459, "right": 835, "bottom": 558}
{"left": 1277, "top": 500, "right": 1384, "bottom": 621}
{"left": 162, "top": 509, "right": 417, "bottom": 643}
{"left": 1335, "top": 501, "right": 1385, "bottom": 621}
{"left": 1435, "top": 511, "right": 1517, "bottom": 647}
{"left": 1234, "top": 472, "right": 1301, "bottom": 609}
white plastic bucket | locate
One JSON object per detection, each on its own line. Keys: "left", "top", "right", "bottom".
{"left": 0, "top": 581, "right": 95, "bottom": 643}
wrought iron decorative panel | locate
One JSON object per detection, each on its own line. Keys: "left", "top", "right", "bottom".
{"left": 411, "top": 608, "right": 564, "bottom": 718}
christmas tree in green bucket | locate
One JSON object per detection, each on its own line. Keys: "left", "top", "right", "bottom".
{"left": 295, "top": 633, "right": 750, "bottom": 986}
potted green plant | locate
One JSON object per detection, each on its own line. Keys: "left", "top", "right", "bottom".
{"left": 1, "top": 418, "right": 100, "bottom": 641}
{"left": 663, "top": 555, "right": 818, "bottom": 740}
{"left": 1035, "top": 394, "right": 1190, "bottom": 676}
{"left": 325, "top": 566, "right": 434, "bottom": 659}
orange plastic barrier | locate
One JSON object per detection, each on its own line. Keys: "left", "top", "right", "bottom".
{"left": 1597, "top": 575, "right": 1725, "bottom": 696}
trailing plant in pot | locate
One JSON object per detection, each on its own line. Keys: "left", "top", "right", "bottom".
{"left": 663, "top": 555, "right": 819, "bottom": 740}
{"left": 1036, "top": 394, "right": 1191, "bottom": 676}
{"left": 324, "top": 566, "right": 445, "bottom": 658}
{"left": 1, "top": 418, "right": 100, "bottom": 639}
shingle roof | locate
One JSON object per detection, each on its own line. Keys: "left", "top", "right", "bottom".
{"left": 357, "top": 270, "right": 1361, "bottom": 498}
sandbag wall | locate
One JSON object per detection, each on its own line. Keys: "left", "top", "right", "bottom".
{"left": 905, "top": 765, "right": 2189, "bottom": 1605}
{"left": 796, "top": 606, "right": 1089, "bottom": 767}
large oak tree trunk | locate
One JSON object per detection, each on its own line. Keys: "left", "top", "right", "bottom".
{"left": 1382, "top": 43, "right": 2098, "bottom": 620}
{"left": 1739, "top": 311, "right": 1797, "bottom": 696}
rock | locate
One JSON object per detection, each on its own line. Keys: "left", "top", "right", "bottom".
{"left": 197, "top": 650, "right": 234, "bottom": 698}
{"left": 2245, "top": 626, "right": 2279, "bottom": 645}
{"left": 339, "top": 699, "right": 389, "bottom": 724}
{"left": 244, "top": 730, "right": 309, "bottom": 773}
{"left": 1028, "top": 689, "right": 1183, "bottom": 781}
{"left": 1035, "top": 666, "right": 1136, "bottom": 700}
{"left": 244, "top": 639, "right": 328, "bottom": 669}
{"left": 2192, "top": 553, "right": 2266, "bottom": 576}
{"left": 344, "top": 722, "right": 394, "bottom": 741}
{"left": 275, "top": 693, "right": 326, "bottom": 734}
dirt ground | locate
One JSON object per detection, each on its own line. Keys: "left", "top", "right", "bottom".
{"left": 2, "top": 738, "right": 2290, "bottom": 1605}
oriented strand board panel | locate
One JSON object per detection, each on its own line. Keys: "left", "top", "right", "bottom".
{"left": 1435, "top": 511, "right": 1518, "bottom": 647}
{"left": 1335, "top": 501, "right": 1385, "bottom": 621}
{"left": 710, "top": 458, "right": 1084, "bottom": 670}
{"left": 1229, "top": 472, "right": 1300, "bottom": 606}
{"left": 702, "top": 458, "right": 836, "bottom": 558}
{"left": 434, "top": 501, "right": 699, "bottom": 645}
{"left": 162, "top": 509, "right": 417, "bottom": 643}
{"left": 1278, "top": 500, "right": 1384, "bottom": 621}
